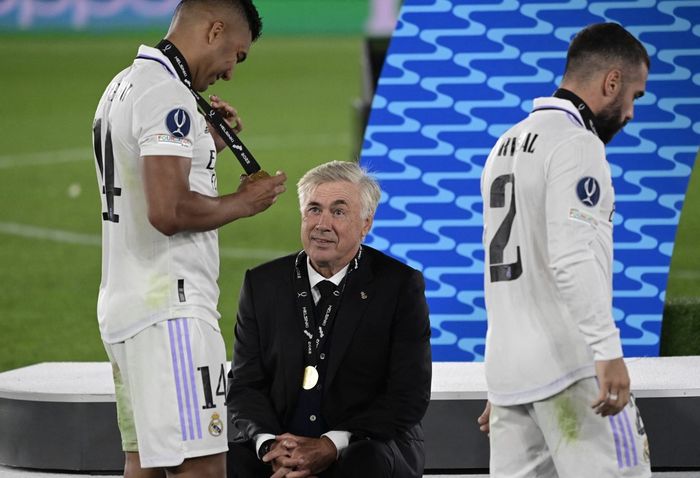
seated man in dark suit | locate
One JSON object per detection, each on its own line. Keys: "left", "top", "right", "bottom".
{"left": 226, "top": 160, "right": 432, "bottom": 478}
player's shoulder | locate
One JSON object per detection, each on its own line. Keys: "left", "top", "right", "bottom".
{"left": 124, "top": 47, "right": 192, "bottom": 103}
{"left": 527, "top": 97, "right": 604, "bottom": 153}
{"left": 553, "top": 128, "right": 605, "bottom": 159}
{"left": 133, "top": 65, "right": 188, "bottom": 101}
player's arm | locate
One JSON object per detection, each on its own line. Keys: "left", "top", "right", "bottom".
{"left": 143, "top": 154, "right": 286, "bottom": 236}
{"left": 545, "top": 135, "right": 628, "bottom": 416}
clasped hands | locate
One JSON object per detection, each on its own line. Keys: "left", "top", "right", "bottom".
{"left": 263, "top": 433, "right": 337, "bottom": 478}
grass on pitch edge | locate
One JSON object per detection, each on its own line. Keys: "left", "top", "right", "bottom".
{"left": 0, "top": 34, "right": 697, "bottom": 372}
{"left": 0, "top": 32, "right": 362, "bottom": 371}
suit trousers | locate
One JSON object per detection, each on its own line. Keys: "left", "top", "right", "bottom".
{"left": 227, "top": 436, "right": 424, "bottom": 478}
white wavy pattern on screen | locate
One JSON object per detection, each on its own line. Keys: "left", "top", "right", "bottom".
{"left": 361, "top": 0, "right": 700, "bottom": 360}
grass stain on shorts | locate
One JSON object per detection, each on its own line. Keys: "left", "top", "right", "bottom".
{"left": 554, "top": 394, "right": 580, "bottom": 443}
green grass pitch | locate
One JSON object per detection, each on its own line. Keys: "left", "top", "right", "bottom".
{"left": 0, "top": 33, "right": 362, "bottom": 371}
{"left": 0, "top": 33, "right": 697, "bottom": 371}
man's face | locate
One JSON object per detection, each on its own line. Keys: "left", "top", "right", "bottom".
{"left": 300, "top": 181, "right": 373, "bottom": 277}
{"left": 196, "top": 24, "right": 252, "bottom": 92}
{"left": 597, "top": 63, "right": 648, "bottom": 144}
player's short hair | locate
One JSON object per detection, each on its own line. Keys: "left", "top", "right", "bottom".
{"left": 175, "top": 0, "right": 262, "bottom": 41}
{"left": 564, "top": 23, "right": 649, "bottom": 81}
{"left": 297, "top": 161, "right": 381, "bottom": 220}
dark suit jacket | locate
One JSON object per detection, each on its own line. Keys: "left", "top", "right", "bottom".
{"left": 227, "top": 245, "right": 432, "bottom": 447}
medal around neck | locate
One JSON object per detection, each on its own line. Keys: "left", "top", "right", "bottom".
{"left": 154, "top": 40, "right": 270, "bottom": 181}
{"left": 302, "top": 365, "right": 319, "bottom": 390}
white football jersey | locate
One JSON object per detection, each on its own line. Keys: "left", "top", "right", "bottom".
{"left": 481, "top": 97, "right": 623, "bottom": 406}
{"left": 93, "top": 45, "right": 220, "bottom": 343}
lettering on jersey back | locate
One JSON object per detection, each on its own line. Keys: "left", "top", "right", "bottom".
{"left": 497, "top": 132, "right": 538, "bottom": 156}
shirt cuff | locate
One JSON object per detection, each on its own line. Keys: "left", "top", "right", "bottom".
{"left": 591, "top": 329, "right": 623, "bottom": 361}
{"left": 254, "top": 433, "right": 276, "bottom": 457}
{"left": 322, "top": 430, "right": 351, "bottom": 458}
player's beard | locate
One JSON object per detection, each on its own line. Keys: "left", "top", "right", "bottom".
{"left": 596, "top": 94, "right": 627, "bottom": 145}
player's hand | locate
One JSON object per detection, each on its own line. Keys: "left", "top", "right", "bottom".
{"left": 592, "top": 358, "right": 630, "bottom": 416}
{"left": 208, "top": 95, "right": 243, "bottom": 152}
{"left": 279, "top": 433, "right": 336, "bottom": 477}
{"left": 477, "top": 400, "right": 491, "bottom": 434}
{"left": 235, "top": 170, "right": 287, "bottom": 217}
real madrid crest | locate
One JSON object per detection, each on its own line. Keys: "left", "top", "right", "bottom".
{"left": 208, "top": 412, "right": 224, "bottom": 437}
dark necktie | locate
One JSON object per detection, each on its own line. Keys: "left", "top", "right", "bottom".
{"left": 315, "top": 280, "right": 337, "bottom": 319}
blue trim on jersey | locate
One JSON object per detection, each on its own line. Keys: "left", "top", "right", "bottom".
{"left": 532, "top": 106, "right": 584, "bottom": 127}
{"left": 136, "top": 54, "right": 176, "bottom": 78}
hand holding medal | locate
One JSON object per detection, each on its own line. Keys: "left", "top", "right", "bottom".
{"left": 195, "top": 92, "right": 270, "bottom": 180}
{"left": 208, "top": 95, "right": 271, "bottom": 182}
{"left": 155, "top": 40, "right": 271, "bottom": 181}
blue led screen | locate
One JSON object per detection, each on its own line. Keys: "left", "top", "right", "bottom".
{"left": 361, "top": 0, "right": 700, "bottom": 361}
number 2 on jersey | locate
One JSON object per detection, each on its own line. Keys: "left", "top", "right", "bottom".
{"left": 489, "top": 173, "right": 522, "bottom": 282}
{"left": 92, "top": 118, "right": 121, "bottom": 223}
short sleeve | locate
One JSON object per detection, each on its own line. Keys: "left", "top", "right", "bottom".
{"left": 133, "top": 80, "right": 197, "bottom": 158}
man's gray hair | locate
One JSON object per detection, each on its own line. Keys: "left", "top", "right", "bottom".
{"left": 297, "top": 161, "right": 381, "bottom": 220}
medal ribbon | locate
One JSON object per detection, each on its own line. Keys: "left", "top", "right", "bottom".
{"left": 150, "top": 39, "right": 264, "bottom": 176}
{"left": 293, "top": 247, "right": 363, "bottom": 369}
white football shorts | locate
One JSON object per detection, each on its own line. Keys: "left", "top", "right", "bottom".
{"left": 490, "top": 377, "right": 651, "bottom": 478}
{"left": 104, "top": 317, "right": 228, "bottom": 468}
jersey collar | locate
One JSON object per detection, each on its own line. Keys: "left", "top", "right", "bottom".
{"left": 531, "top": 95, "right": 598, "bottom": 136}
{"left": 134, "top": 45, "right": 177, "bottom": 79}
{"left": 552, "top": 88, "right": 600, "bottom": 137}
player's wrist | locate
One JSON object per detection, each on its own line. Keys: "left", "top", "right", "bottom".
{"left": 591, "top": 331, "right": 623, "bottom": 361}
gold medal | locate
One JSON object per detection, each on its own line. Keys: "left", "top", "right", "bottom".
{"left": 248, "top": 170, "right": 270, "bottom": 181}
{"left": 302, "top": 366, "right": 319, "bottom": 390}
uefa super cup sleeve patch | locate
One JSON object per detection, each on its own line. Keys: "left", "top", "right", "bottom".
{"left": 165, "top": 108, "right": 191, "bottom": 138}
{"left": 576, "top": 177, "right": 600, "bottom": 207}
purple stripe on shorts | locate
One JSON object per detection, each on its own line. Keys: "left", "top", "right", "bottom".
{"left": 621, "top": 408, "right": 639, "bottom": 466}
{"left": 616, "top": 414, "right": 632, "bottom": 467}
{"left": 182, "top": 319, "right": 203, "bottom": 439}
{"left": 176, "top": 319, "right": 195, "bottom": 440}
{"left": 167, "top": 320, "right": 187, "bottom": 441}
{"left": 609, "top": 415, "right": 623, "bottom": 468}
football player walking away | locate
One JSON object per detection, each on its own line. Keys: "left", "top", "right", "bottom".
{"left": 479, "top": 23, "right": 651, "bottom": 478}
